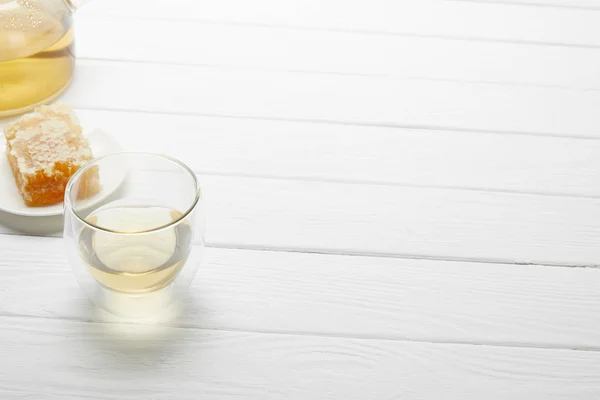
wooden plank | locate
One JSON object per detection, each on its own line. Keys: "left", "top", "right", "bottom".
{"left": 77, "top": 16, "right": 600, "bottom": 90}
{"left": 198, "top": 176, "right": 600, "bottom": 266}
{"left": 467, "top": 0, "right": 600, "bottom": 10}
{"left": 4, "top": 174, "right": 600, "bottom": 265}
{"left": 64, "top": 59, "right": 600, "bottom": 138}
{"left": 2, "top": 235, "right": 600, "bottom": 348}
{"left": 70, "top": 109, "right": 600, "bottom": 198}
{"left": 78, "top": 0, "right": 600, "bottom": 47}
{"left": 1, "top": 316, "right": 600, "bottom": 399}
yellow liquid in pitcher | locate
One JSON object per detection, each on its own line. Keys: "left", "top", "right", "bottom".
{"left": 0, "top": 7, "right": 74, "bottom": 117}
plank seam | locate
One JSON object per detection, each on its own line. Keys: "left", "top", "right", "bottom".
{"left": 190, "top": 170, "right": 600, "bottom": 200}
{"left": 451, "top": 0, "right": 600, "bottom": 11}
{"left": 77, "top": 56, "right": 600, "bottom": 92}
{"left": 1, "top": 312, "right": 599, "bottom": 353}
{"left": 73, "top": 106, "right": 600, "bottom": 141}
{"left": 207, "top": 243, "right": 600, "bottom": 269}
{"left": 82, "top": 14, "right": 600, "bottom": 49}
{"left": 0, "top": 232, "right": 596, "bottom": 269}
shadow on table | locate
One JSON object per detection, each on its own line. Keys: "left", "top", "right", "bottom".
{"left": 73, "top": 292, "right": 203, "bottom": 367}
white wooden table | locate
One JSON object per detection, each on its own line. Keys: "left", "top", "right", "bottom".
{"left": 3, "top": 0, "right": 600, "bottom": 398}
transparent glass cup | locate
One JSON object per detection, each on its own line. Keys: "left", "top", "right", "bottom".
{"left": 63, "top": 153, "right": 204, "bottom": 318}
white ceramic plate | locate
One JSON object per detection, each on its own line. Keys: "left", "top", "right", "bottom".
{"left": 0, "top": 129, "right": 124, "bottom": 217}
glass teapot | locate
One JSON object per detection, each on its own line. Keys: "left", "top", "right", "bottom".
{"left": 0, "top": 0, "right": 87, "bottom": 117}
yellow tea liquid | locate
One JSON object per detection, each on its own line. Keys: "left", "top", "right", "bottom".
{"left": 80, "top": 207, "right": 192, "bottom": 294}
{"left": 0, "top": 2, "right": 74, "bottom": 117}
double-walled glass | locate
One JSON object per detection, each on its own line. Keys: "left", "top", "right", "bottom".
{"left": 63, "top": 153, "right": 204, "bottom": 317}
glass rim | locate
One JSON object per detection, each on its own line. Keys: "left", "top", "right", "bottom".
{"left": 64, "top": 152, "right": 201, "bottom": 235}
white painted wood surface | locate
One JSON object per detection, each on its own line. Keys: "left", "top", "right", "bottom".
{"left": 2, "top": 0, "right": 600, "bottom": 398}
{"left": 79, "top": 0, "right": 600, "bottom": 47}
{"left": 3, "top": 235, "right": 600, "bottom": 350}
{"left": 467, "top": 0, "right": 600, "bottom": 10}
{"left": 5, "top": 316, "right": 600, "bottom": 399}
{"left": 58, "top": 59, "right": 600, "bottom": 138}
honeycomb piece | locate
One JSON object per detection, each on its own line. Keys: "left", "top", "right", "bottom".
{"left": 4, "top": 104, "right": 100, "bottom": 206}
